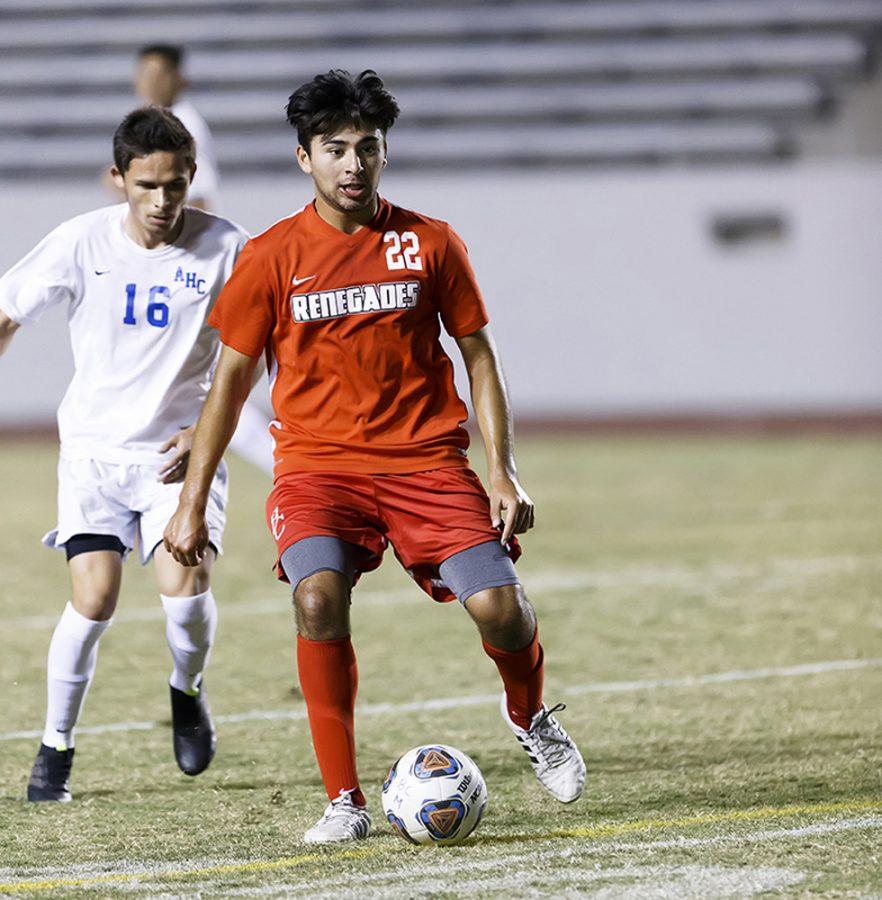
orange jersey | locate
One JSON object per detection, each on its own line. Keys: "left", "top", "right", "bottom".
{"left": 208, "top": 198, "right": 489, "bottom": 476}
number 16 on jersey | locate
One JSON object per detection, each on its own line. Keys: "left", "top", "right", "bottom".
{"left": 123, "top": 283, "right": 171, "bottom": 328}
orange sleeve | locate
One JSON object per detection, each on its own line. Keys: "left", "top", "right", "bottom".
{"left": 435, "top": 224, "right": 490, "bottom": 338}
{"left": 207, "top": 239, "right": 276, "bottom": 358}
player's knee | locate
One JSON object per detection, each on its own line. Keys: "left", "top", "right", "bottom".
{"left": 293, "top": 572, "right": 350, "bottom": 640}
{"left": 70, "top": 590, "right": 117, "bottom": 622}
{"left": 466, "top": 584, "right": 536, "bottom": 649}
{"left": 158, "top": 564, "right": 212, "bottom": 597}
{"left": 68, "top": 548, "right": 122, "bottom": 621}
{"left": 154, "top": 545, "right": 214, "bottom": 596}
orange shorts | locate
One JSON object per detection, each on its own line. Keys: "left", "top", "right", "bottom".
{"left": 265, "top": 466, "right": 521, "bottom": 603}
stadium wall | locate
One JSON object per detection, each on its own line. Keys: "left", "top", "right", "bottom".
{"left": 1, "top": 164, "right": 880, "bottom": 428}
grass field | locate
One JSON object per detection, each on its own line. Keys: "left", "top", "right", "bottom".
{"left": 0, "top": 435, "right": 880, "bottom": 897}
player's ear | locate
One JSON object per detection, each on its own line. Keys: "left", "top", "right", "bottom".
{"left": 110, "top": 164, "right": 125, "bottom": 190}
{"left": 295, "top": 145, "right": 312, "bottom": 175}
{"left": 189, "top": 161, "right": 198, "bottom": 183}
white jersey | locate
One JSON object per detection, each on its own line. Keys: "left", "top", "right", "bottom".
{"left": 172, "top": 99, "right": 221, "bottom": 211}
{"left": 0, "top": 204, "right": 248, "bottom": 464}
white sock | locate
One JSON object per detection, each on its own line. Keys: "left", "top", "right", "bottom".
{"left": 161, "top": 589, "right": 217, "bottom": 693}
{"left": 43, "top": 602, "right": 112, "bottom": 750}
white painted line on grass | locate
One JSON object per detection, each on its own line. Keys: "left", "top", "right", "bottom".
{"left": 333, "top": 865, "right": 805, "bottom": 900}
{"left": 197, "top": 816, "right": 882, "bottom": 898}
{"left": 179, "top": 864, "right": 807, "bottom": 899}
{"left": 2, "top": 656, "right": 879, "bottom": 743}
{"left": 7, "top": 553, "right": 881, "bottom": 631}
{"left": 5, "top": 570, "right": 584, "bottom": 631}
{"left": 565, "top": 657, "right": 882, "bottom": 695}
{"left": 4, "top": 815, "right": 877, "bottom": 896}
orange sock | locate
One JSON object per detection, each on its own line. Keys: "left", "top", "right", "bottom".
{"left": 482, "top": 630, "right": 544, "bottom": 730}
{"left": 296, "top": 635, "right": 365, "bottom": 807}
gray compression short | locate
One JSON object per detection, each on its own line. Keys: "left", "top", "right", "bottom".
{"left": 280, "top": 536, "right": 519, "bottom": 604}
{"left": 280, "top": 535, "right": 359, "bottom": 592}
{"left": 438, "top": 540, "right": 520, "bottom": 604}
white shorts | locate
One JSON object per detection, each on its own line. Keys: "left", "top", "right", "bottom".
{"left": 42, "top": 457, "right": 228, "bottom": 565}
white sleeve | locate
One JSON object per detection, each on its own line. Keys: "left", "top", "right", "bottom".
{"left": 232, "top": 229, "right": 250, "bottom": 265}
{"left": 185, "top": 117, "right": 220, "bottom": 204}
{"left": 0, "top": 223, "right": 80, "bottom": 324}
{"left": 189, "top": 140, "right": 219, "bottom": 203}
{"left": 172, "top": 101, "right": 221, "bottom": 208}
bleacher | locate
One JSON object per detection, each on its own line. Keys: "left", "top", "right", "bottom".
{"left": 0, "top": 0, "right": 881, "bottom": 174}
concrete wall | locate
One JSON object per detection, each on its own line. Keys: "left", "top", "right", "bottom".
{"left": 1, "top": 163, "right": 881, "bottom": 425}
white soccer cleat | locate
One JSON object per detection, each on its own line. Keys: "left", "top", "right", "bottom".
{"left": 303, "top": 791, "right": 372, "bottom": 844}
{"left": 500, "top": 694, "right": 586, "bottom": 803}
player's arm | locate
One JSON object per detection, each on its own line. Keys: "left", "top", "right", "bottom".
{"left": 0, "top": 222, "right": 80, "bottom": 356}
{"left": 0, "top": 309, "right": 21, "bottom": 357}
{"left": 163, "top": 344, "right": 259, "bottom": 566}
{"left": 455, "top": 325, "right": 535, "bottom": 544}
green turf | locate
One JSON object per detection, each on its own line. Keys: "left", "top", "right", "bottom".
{"left": 0, "top": 436, "right": 880, "bottom": 897}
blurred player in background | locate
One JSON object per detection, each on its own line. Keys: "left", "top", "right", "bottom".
{"left": 135, "top": 44, "right": 220, "bottom": 212}
{"left": 164, "top": 69, "right": 586, "bottom": 843}
{"left": 0, "top": 108, "right": 248, "bottom": 801}
{"left": 133, "top": 43, "right": 274, "bottom": 475}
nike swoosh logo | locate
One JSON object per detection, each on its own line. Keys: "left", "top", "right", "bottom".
{"left": 292, "top": 274, "right": 317, "bottom": 287}
{"left": 95, "top": 270, "right": 110, "bottom": 275}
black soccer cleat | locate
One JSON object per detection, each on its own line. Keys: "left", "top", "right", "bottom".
{"left": 170, "top": 683, "right": 217, "bottom": 776}
{"left": 27, "top": 743, "right": 74, "bottom": 802}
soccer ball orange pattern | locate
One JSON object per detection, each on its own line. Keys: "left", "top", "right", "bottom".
{"left": 381, "top": 744, "right": 488, "bottom": 846}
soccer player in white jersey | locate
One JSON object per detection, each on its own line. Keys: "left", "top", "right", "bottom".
{"left": 0, "top": 107, "right": 249, "bottom": 802}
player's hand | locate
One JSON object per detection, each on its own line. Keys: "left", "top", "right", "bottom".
{"left": 489, "top": 472, "right": 535, "bottom": 545}
{"left": 158, "top": 426, "right": 196, "bottom": 483}
{"left": 163, "top": 503, "right": 209, "bottom": 567}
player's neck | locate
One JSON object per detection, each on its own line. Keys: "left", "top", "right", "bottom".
{"left": 124, "top": 210, "right": 186, "bottom": 250}
{"left": 313, "top": 194, "right": 378, "bottom": 235}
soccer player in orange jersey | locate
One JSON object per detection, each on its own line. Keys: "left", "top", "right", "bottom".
{"left": 164, "top": 69, "right": 585, "bottom": 843}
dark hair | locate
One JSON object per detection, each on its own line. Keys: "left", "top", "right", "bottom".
{"left": 137, "top": 44, "right": 184, "bottom": 69}
{"left": 112, "top": 106, "right": 195, "bottom": 174}
{"left": 285, "top": 69, "right": 400, "bottom": 152}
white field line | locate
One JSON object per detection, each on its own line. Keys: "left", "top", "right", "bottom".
{"left": 183, "top": 817, "right": 882, "bottom": 899}
{"left": 6, "top": 552, "right": 882, "bottom": 632}
{"left": 7, "top": 570, "right": 583, "bottom": 631}
{"left": 4, "top": 816, "right": 877, "bottom": 896}
{"left": 2, "top": 656, "right": 880, "bottom": 743}
{"left": 564, "top": 657, "right": 882, "bottom": 695}
{"left": 312, "top": 865, "right": 805, "bottom": 900}
{"left": 114, "top": 865, "right": 806, "bottom": 899}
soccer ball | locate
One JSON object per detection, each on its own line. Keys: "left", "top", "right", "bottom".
{"left": 382, "top": 744, "right": 488, "bottom": 846}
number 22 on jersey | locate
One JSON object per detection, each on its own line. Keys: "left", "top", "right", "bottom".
{"left": 122, "top": 283, "right": 170, "bottom": 329}
{"left": 384, "top": 231, "right": 422, "bottom": 271}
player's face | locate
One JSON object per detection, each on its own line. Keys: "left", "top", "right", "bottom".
{"left": 112, "top": 150, "right": 194, "bottom": 246}
{"left": 135, "top": 55, "right": 183, "bottom": 107}
{"left": 297, "top": 126, "right": 387, "bottom": 218}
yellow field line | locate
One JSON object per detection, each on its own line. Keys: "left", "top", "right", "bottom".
{"left": 2, "top": 799, "right": 880, "bottom": 894}
{"left": 551, "top": 798, "right": 882, "bottom": 841}
{"left": 0, "top": 847, "right": 376, "bottom": 895}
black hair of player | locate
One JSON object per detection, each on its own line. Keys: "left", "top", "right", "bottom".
{"left": 137, "top": 44, "right": 184, "bottom": 69}
{"left": 285, "top": 69, "right": 400, "bottom": 154}
{"left": 112, "top": 106, "right": 195, "bottom": 174}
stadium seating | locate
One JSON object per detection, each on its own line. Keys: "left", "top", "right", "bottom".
{"left": 0, "top": 0, "right": 880, "bottom": 173}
